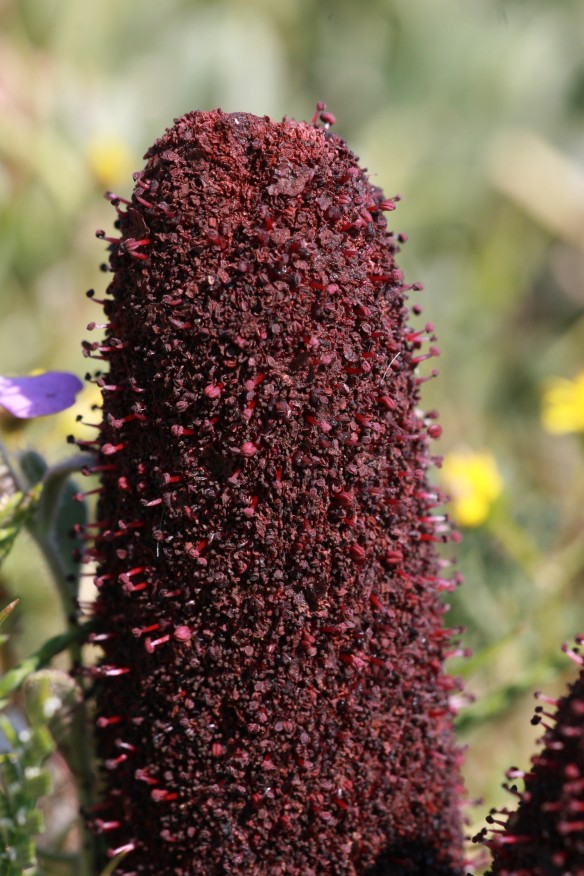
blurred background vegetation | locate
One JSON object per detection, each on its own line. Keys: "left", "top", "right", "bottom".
{"left": 1, "top": 0, "right": 584, "bottom": 868}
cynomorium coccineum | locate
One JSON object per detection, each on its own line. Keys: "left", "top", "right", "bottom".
{"left": 81, "top": 108, "right": 466, "bottom": 875}
{"left": 477, "top": 640, "right": 584, "bottom": 875}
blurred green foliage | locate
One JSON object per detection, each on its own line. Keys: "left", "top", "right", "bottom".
{"left": 1, "top": 0, "right": 584, "bottom": 868}
{"left": 0, "top": 711, "right": 53, "bottom": 874}
{"left": 0, "top": 601, "right": 53, "bottom": 876}
{"left": 0, "top": 483, "right": 41, "bottom": 568}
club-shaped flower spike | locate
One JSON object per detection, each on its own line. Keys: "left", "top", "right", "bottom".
{"left": 83, "top": 108, "right": 466, "bottom": 876}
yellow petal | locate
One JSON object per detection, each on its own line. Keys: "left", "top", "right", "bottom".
{"left": 541, "top": 372, "right": 584, "bottom": 434}
{"left": 87, "top": 136, "right": 135, "bottom": 188}
{"left": 441, "top": 450, "right": 503, "bottom": 528}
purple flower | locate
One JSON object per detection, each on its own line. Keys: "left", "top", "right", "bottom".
{"left": 0, "top": 372, "right": 83, "bottom": 418}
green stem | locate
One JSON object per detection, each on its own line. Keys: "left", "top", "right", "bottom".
{"left": 29, "top": 467, "right": 97, "bottom": 876}
{"left": 36, "top": 846, "right": 78, "bottom": 865}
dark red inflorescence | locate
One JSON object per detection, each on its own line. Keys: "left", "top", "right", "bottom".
{"left": 82, "top": 109, "right": 465, "bottom": 875}
{"left": 477, "top": 638, "right": 584, "bottom": 875}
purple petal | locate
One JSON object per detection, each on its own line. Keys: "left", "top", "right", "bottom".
{"left": 0, "top": 372, "right": 84, "bottom": 418}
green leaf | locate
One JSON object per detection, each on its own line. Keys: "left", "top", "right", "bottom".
{"left": 98, "top": 849, "right": 130, "bottom": 876}
{"left": 0, "top": 715, "right": 19, "bottom": 749}
{"left": 18, "top": 449, "right": 48, "bottom": 488}
{"left": 0, "top": 600, "right": 17, "bottom": 651}
{"left": 0, "top": 600, "right": 18, "bottom": 630}
{"left": 0, "top": 625, "right": 90, "bottom": 709}
{"left": 0, "top": 485, "right": 41, "bottom": 567}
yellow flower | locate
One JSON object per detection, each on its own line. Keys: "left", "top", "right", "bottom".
{"left": 48, "top": 381, "right": 103, "bottom": 443}
{"left": 440, "top": 450, "right": 503, "bottom": 527}
{"left": 87, "top": 135, "right": 135, "bottom": 188}
{"left": 541, "top": 371, "right": 584, "bottom": 434}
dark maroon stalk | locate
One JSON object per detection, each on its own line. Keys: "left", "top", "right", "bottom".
{"left": 476, "top": 638, "right": 584, "bottom": 875}
{"left": 82, "top": 108, "right": 465, "bottom": 875}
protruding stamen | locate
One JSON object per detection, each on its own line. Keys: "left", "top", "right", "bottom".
{"left": 145, "top": 635, "right": 171, "bottom": 653}
{"left": 107, "top": 842, "right": 136, "bottom": 858}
